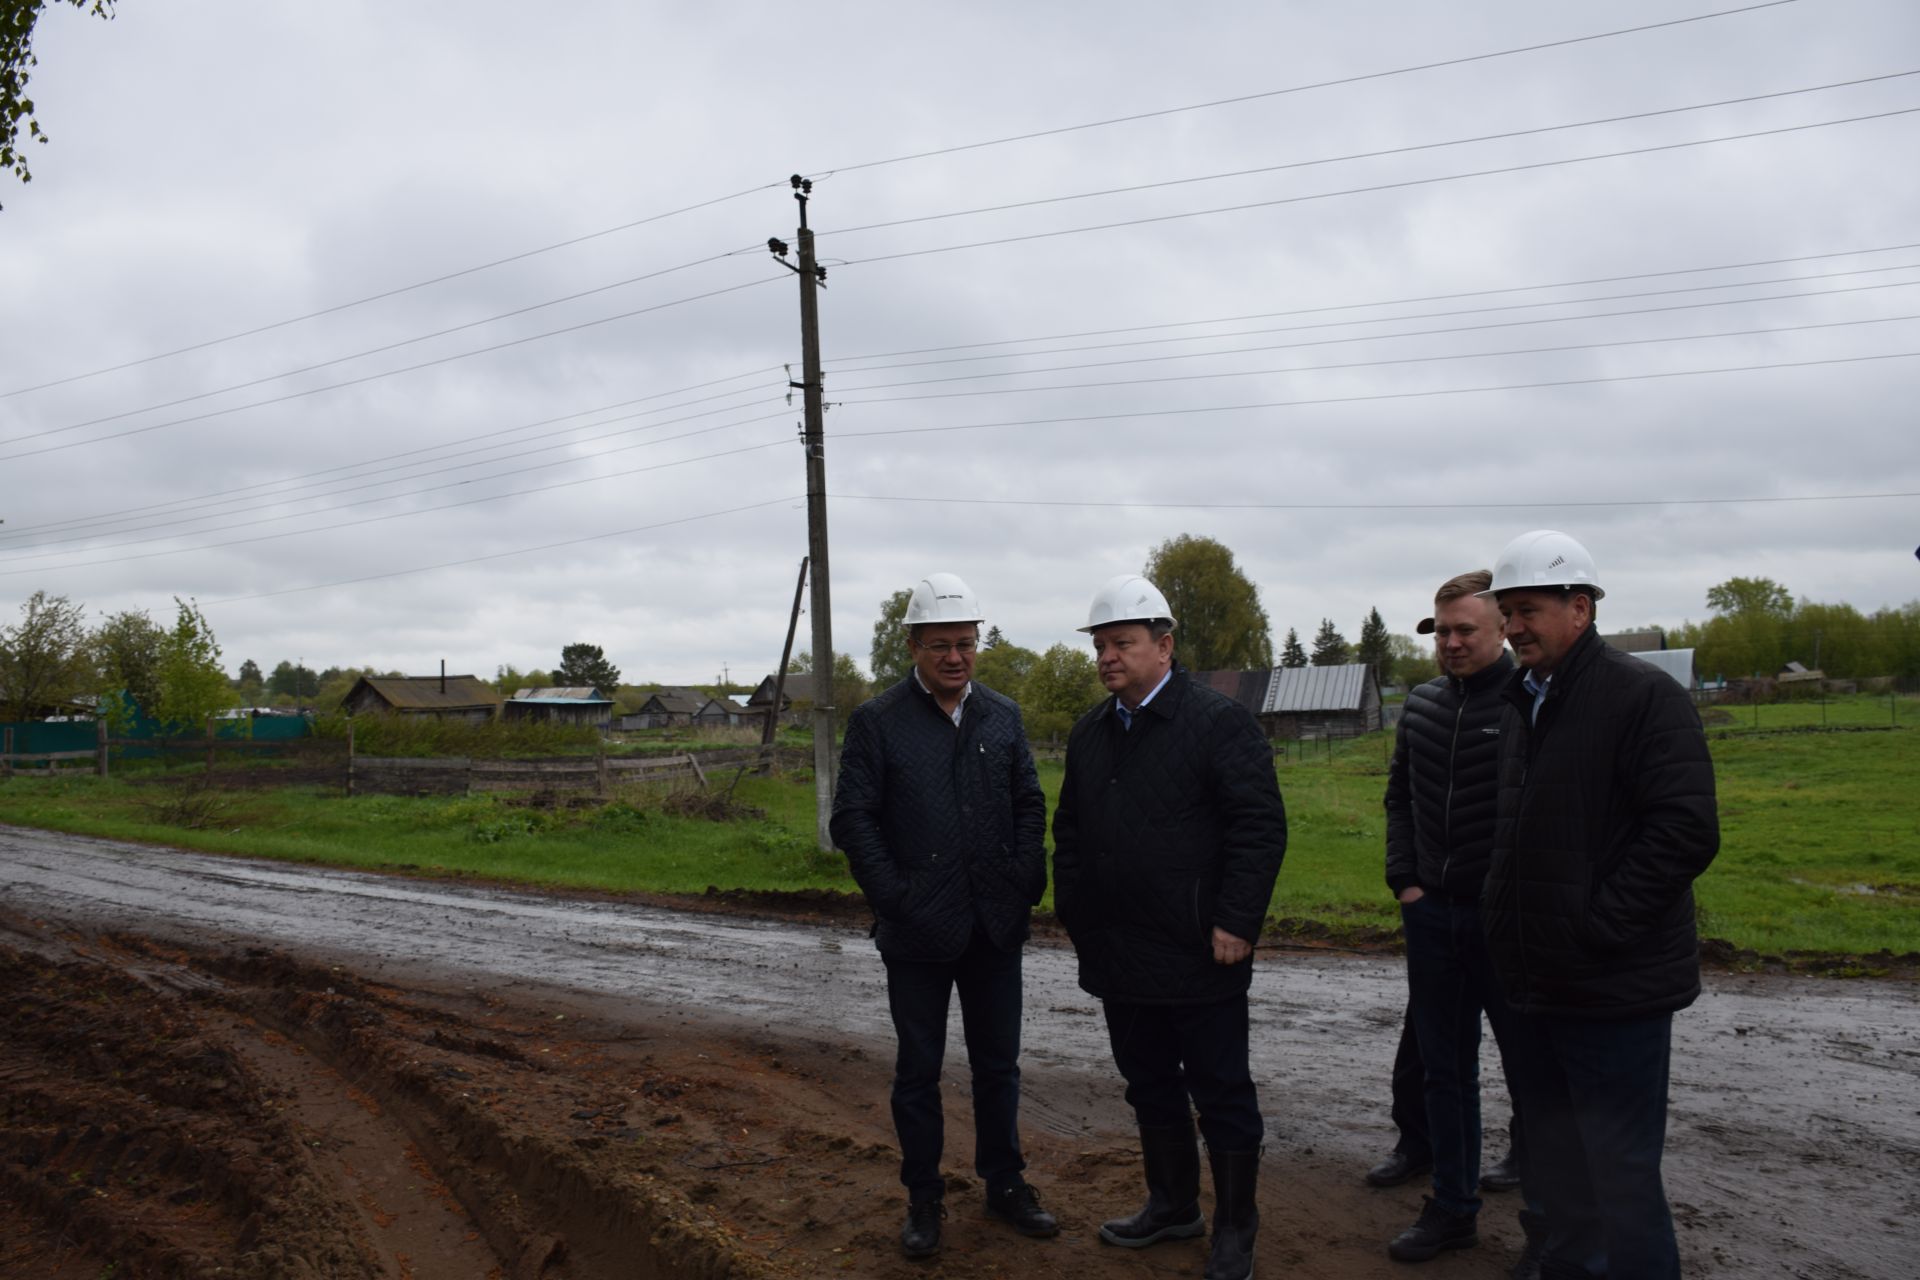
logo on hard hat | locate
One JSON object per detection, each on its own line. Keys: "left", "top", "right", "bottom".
{"left": 1548, "top": 555, "right": 1565, "bottom": 569}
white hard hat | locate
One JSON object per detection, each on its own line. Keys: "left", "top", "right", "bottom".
{"left": 1481, "top": 530, "right": 1606, "bottom": 601}
{"left": 904, "top": 572, "right": 986, "bottom": 626}
{"left": 1079, "top": 574, "right": 1176, "bottom": 633}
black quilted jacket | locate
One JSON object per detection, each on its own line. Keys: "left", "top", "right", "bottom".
{"left": 830, "top": 676, "right": 1048, "bottom": 962}
{"left": 1483, "top": 627, "right": 1719, "bottom": 1019}
{"left": 1384, "top": 653, "right": 1514, "bottom": 901}
{"left": 1052, "top": 665, "right": 1287, "bottom": 1005}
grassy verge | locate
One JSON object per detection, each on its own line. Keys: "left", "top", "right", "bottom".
{"left": 1, "top": 724, "right": 1915, "bottom": 958}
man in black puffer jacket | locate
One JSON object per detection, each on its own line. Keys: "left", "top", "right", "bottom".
{"left": 1482, "top": 531, "right": 1718, "bottom": 1280}
{"left": 1377, "top": 569, "right": 1539, "bottom": 1267}
{"left": 1053, "top": 574, "right": 1287, "bottom": 1280}
{"left": 830, "top": 573, "right": 1054, "bottom": 1259}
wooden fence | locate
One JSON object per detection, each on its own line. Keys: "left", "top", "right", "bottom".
{"left": 348, "top": 750, "right": 708, "bottom": 798}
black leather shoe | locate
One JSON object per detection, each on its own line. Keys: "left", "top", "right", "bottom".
{"left": 1481, "top": 1146, "right": 1521, "bottom": 1192}
{"left": 1387, "top": 1196, "right": 1477, "bottom": 1262}
{"left": 1366, "top": 1148, "right": 1432, "bottom": 1188}
{"left": 901, "top": 1197, "right": 944, "bottom": 1259}
{"left": 986, "top": 1179, "right": 1059, "bottom": 1238}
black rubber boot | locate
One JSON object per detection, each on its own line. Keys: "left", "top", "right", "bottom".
{"left": 1204, "top": 1146, "right": 1260, "bottom": 1280}
{"left": 1099, "top": 1120, "right": 1207, "bottom": 1248}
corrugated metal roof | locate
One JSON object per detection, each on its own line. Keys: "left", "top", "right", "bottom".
{"left": 1603, "top": 629, "right": 1666, "bottom": 653}
{"left": 509, "top": 686, "right": 611, "bottom": 703}
{"left": 1260, "top": 664, "right": 1372, "bottom": 714}
{"left": 1631, "top": 649, "right": 1695, "bottom": 690}
{"left": 349, "top": 675, "right": 501, "bottom": 711}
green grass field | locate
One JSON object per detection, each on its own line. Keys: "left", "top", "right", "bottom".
{"left": 1, "top": 715, "right": 1915, "bottom": 959}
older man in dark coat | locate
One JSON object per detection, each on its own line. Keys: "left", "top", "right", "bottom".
{"left": 1053, "top": 574, "right": 1287, "bottom": 1280}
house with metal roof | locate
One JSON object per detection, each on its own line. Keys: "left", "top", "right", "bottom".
{"left": 1603, "top": 629, "right": 1667, "bottom": 653}
{"left": 1258, "top": 663, "right": 1383, "bottom": 738}
{"left": 340, "top": 674, "right": 501, "bottom": 723}
{"left": 502, "top": 686, "right": 613, "bottom": 727}
{"left": 1629, "top": 650, "right": 1697, "bottom": 690}
{"left": 617, "top": 687, "right": 706, "bottom": 730}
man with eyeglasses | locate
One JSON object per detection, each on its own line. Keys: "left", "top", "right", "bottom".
{"left": 831, "top": 572, "right": 1055, "bottom": 1260}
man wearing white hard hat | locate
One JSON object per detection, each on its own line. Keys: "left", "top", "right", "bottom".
{"left": 1052, "top": 574, "right": 1288, "bottom": 1280}
{"left": 1480, "top": 532, "right": 1718, "bottom": 1280}
{"left": 830, "top": 572, "right": 1055, "bottom": 1259}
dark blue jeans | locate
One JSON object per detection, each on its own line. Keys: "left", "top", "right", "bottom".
{"left": 1402, "top": 893, "right": 1530, "bottom": 1218}
{"left": 1103, "top": 996, "right": 1263, "bottom": 1151}
{"left": 1501, "top": 1009, "right": 1678, "bottom": 1279}
{"left": 1390, "top": 1008, "right": 1430, "bottom": 1159}
{"left": 883, "top": 927, "right": 1026, "bottom": 1201}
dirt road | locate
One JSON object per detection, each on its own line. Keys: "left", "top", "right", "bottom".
{"left": 2, "top": 824, "right": 1915, "bottom": 1279}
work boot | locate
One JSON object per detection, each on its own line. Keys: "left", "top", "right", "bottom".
{"left": 1509, "top": 1211, "right": 1548, "bottom": 1279}
{"left": 985, "top": 1178, "right": 1059, "bottom": 1238}
{"left": 1099, "top": 1120, "right": 1207, "bottom": 1248}
{"left": 1203, "top": 1145, "right": 1260, "bottom": 1280}
{"left": 900, "top": 1196, "right": 944, "bottom": 1259}
{"left": 1387, "top": 1196, "right": 1478, "bottom": 1261}
{"left": 1366, "top": 1146, "right": 1433, "bottom": 1187}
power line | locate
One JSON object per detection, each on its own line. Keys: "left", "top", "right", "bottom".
{"left": 825, "top": 70, "right": 1918, "bottom": 240}
{"left": 834, "top": 107, "right": 1920, "bottom": 269}
{"left": 0, "top": 364, "right": 785, "bottom": 543}
{"left": 0, "top": 274, "right": 789, "bottom": 462}
{"left": 830, "top": 275, "right": 1920, "bottom": 380}
{"left": 5, "top": 427, "right": 800, "bottom": 578}
{"left": 833, "top": 490, "right": 1920, "bottom": 513}
{"left": 832, "top": 350, "right": 1920, "bottom": 442}
{"left": 824, "top": 242, "right": 1920, "bottom": 365}
{"left": 832, "top": 313, "right": 1920, "bottom": 407}
{"left": 807, "top": 1, "right": 1803, "bottom": 177}
{"left": 0, "top": 400, "right": 793, "bottom": 560}
{"left": 201, "top": 495, "right": 805, "bottom": 607}
{"left": 3, "top": 183, "right": 784, "bottom": 399}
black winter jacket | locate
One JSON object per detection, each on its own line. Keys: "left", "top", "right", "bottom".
{"left": 1384, "top": 654, "right": 1514, "bottom": 901}
{"left": 1052, "top": 665, "right": 1287, "bottom": 1005}
{"left": 1483, "top": 627, "right": 1719, "bottom": 1019}
{"left": 830, "top": 676, "right": 1048, "bottom": 962}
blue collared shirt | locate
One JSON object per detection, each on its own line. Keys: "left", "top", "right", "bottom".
{"left": 1522, "top": 668, "right": 1552, "bottom": 726}
{"left": 1113, "top": 667, "right": 1174, "bottom": 730}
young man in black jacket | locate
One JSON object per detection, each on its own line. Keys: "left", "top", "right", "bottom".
{"left": 1053, "top": 574, "right": 1287, "bottom": 1280}
{"left": 830, "top": 572, "right": 1056, "bottom": 1259}
{"left": 1482, "top": 531, "right": 1719, "bottom": 1280}
{"left": 1380, "top": 570, "right": 1539, "bottom": 1270}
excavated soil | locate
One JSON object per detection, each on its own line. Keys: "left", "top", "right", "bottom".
{"left": 2, "top": 826, "right": 1918, "bottom": 1278}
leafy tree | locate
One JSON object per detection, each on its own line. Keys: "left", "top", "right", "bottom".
{"left": 1706, "top": 577, "right": 1793, "bottom": 619}
{"left": 973, "top": 640, "right": 1038, "bottom": 706}
{"left": 790, "top": 650, "right": 871, "bottom": 709}
{"left": 0, "top": 589, "right": 88, "bottom": 719}
{"left": 1144, "top": 534, "right": 1272, "bottom": 669}
{"left": 235, "top": 657, "right": 262, "bottom": 687}
{"left": 1279, "top": 627, "right": 1307, "bottom": 668}
{"left": 2, "top": 0, "right": 115, "bottom": 206}
{"left": 267, "top": 659, "right": 318, "bottom": 700}
{"left": 494, "top": 663, "right": 550, "bottom": 693}
{"left": 556, "top": 643, "right": 620, "bottom": 691}
{"left": 869, "top": 588, "right": 913, "bottom": 687}
{"left": 1310, "top": 618, "right": 1350, "bottom": 667}
{"left": 88, "top": 607, "right": 164, "bottom": 719}
{"left": 1386, "top": 633, "right": 1438, "bottom": 689}
{"left": 152, "top": 598, "right": 229, "bottom": 732}
{"left": 1356, "top": 607, "right": 1391, "bottom": 676}
{"left": 983, "top": 625, "right": 1006, "bottom": 650}
{"left": 1021, "top": 643, "right": 1105, "bottom": 740}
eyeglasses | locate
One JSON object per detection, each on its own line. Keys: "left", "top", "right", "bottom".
{"left": 915, "top": 639, "right": 978, "bottom": 657}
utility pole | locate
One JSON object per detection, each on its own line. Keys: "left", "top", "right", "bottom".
{"left": 770, "top": 176, "right": 835, "bottom": 850}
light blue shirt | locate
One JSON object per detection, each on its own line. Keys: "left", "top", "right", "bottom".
{"left": 1114, "top": 667, "right": 1174, "bottom": 731}
{"left": 1522, "top": 668, "right": 1552, "bottom": 726}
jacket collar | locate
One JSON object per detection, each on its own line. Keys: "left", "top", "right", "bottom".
{"left": 1107, "top": 660, "right": 1188, "bottom": 724}
{"left": 1452, "top": 651, "right": 1515, "bottom": 697}
{"left": 1500, "top": 624, "right": 1603, "bottom": 711}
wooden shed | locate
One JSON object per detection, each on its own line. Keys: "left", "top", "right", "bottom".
{"left": 1257, "top": 663, "right": 1382, "bottom": 739}
{"left": 502, "top": 686, "right": 613, "bottom": 727}
{"left": 340, "top": 674, "right": 501, "bottom": 724}
{"left": 617, "top": 688, "right": 705, "bottom": 730}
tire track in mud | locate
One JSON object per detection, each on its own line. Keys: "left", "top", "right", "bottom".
{"left": 0, "top": 917, "right": 778, "bottom": 1279}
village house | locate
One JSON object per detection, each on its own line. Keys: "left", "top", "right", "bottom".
{"left": 339, "top": 674, "right": 501, "bottom": 723}
{"left": 502, "top": 686, "right": 613, "bottom": 727}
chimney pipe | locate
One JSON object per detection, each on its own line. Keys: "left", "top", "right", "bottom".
{"left": 440, "top": 659, "right": 446, "bottom": 694}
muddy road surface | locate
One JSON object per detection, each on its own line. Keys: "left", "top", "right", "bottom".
{"left": 2, "top": 825, "right": 1916, "bottom": 1279}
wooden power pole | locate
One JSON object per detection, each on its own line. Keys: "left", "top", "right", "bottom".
{"left": 771, "top": 176, "right": 836, "bottom": 850}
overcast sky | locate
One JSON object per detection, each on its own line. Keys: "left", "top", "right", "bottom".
{"left": 3, "top": 0, "right": 1916, "bottom": 686}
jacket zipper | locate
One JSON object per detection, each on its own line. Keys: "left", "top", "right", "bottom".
{"left": 1440, "top": 680, "right": 1465, "bottom": 895}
